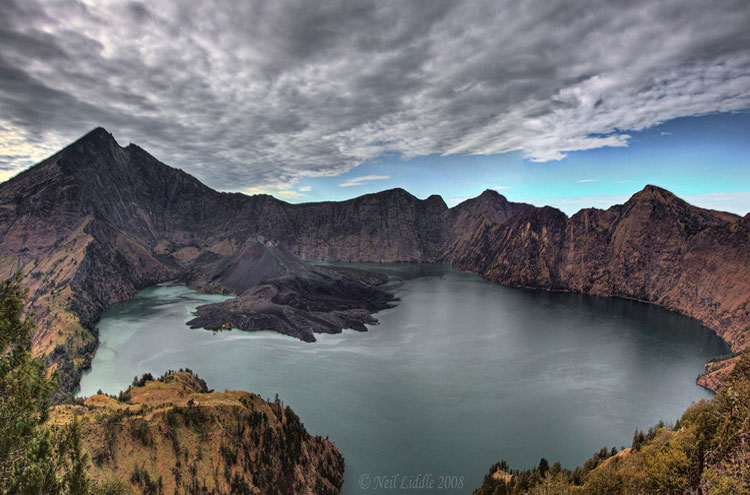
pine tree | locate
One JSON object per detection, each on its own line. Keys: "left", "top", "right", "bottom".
{"left": 0, "top": 272, "right": 59, "bottom": 493}
{"left": 538, "top": 457, "right": 549, "bottom": 477}
{"left": 57, "top": 415, "right": 89, "bottom": 495}
{"left": 0, "top": 273, "right": 89, "bottom": 494}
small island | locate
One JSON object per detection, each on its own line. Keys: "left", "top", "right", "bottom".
{"left": 183, "top": 237, "right": 396, "bottom": 342}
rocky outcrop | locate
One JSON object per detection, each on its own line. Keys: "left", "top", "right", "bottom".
{"left": 698, "top": 355, "right": 743, "bottom": 391}
{"left": 1, "top": 127, "right": 748, "bottom": 397}
{"left": 49, "top": 371, "right": 344, "bottom": 495}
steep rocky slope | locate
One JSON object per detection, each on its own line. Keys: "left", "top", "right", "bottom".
{"left": 282, "top": 189, "right": 448, "bottom": 262}
{"left": 49, "top": 371, "right": 344, "bottom": 495}
{"left": 443, "top": 187, "right": 750, "bottom": 383}
{"left": 0, "top": 131, "right": 175, "bottom": 396}
{"left": 0, "top": 127, "right": 748, "bottom": 397}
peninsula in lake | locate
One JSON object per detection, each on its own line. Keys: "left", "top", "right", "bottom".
{"left": 184, "top": 236, "right": 394, "bottom": 342}
{"left": 0, "top": 128, "right": 748, "bottom": 400}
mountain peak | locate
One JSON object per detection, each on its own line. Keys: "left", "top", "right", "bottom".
{"left": 379, "top": 187, "right": 415, "bottom": 198}
{"left": 424, "top": 194, "right": 448, "bottom": 209}
{"left": 86, "top": 126, "right": 111, "bottom": 136}
{"left": 215, "top": 236, "right": 308, "bottom": 294}
{"left": 50, "top": 127, "right": 124, "bottom": 179}
{"left": 76, "top": 126, "right": 117, "bottom": 145}
{"left": 479, "top": 189, "right": 509, "bottom": 201}
{"left": 629, "top": 184, "right": 680, "bottom": 204}
{"left": 52, "top": 127, "right": 121, "bottom": 165}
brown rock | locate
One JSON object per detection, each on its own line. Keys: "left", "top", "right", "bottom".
{"left": 2, "top": 128, "right": 748, "bottom": 398}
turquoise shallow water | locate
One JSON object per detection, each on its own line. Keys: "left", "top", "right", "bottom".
{"left": 79, "top": 263, "right": 728, "bottom": 494}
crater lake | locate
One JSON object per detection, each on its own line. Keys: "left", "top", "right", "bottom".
{"left": 79, "top": 263, "right": 728, "bottom": 494}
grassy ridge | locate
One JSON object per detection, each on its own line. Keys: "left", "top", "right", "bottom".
{"left": 50, "top": 371, "right": 345, "bottom": 495}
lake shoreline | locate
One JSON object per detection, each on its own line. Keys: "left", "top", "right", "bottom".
{"left": 79, "top": 261, "right": 733, "bottom": 396}
{"left": 79, "top": 263, "right": 725, "bottom": 492}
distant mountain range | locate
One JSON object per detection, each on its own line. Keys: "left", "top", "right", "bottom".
{"left": 1, "top": 127, "right": 748, "bottom": 398}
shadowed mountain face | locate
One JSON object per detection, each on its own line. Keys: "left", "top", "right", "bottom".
{"left": 0, "top": 128, "right": 748, "bottom": 397}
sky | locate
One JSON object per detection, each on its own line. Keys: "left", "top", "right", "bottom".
{"left": 1, "top": 0, "right": 749, "bottom": 215}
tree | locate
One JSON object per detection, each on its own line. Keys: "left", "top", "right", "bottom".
{"left": 527, "top": 472, "right": 574, "bottom": 495}
{"left": 0, "top": 273, "right": 89, "bottom": 494}
{"left": 538, "top": 458, "right": 550, "bottom": 477}
{"left": 57, "top": 415, "right": 90, "bottom": 495}
{"left": 0, "top": 272, "right": 59, "bottom": 493}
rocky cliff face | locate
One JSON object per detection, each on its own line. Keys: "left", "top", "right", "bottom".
{"left": 443, "top": 187, "right": 750, "bottom": 357}
{"left": 1, "top": 127, "right": 748, "bottom": 397}
{"left": 283, "top": 189, "right": 449, "bottom": 262}
{"left": 49, "top": 371, "right": 344, "bottom": 495}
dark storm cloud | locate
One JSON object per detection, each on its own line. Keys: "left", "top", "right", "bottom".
{"left": 0, "top": 0, "right": 748, "bottom": 190}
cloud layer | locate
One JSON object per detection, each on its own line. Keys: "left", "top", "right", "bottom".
{"left": 339, "top": 175, "right": 390, "bottom": 187}
{"left": 1, "top": 0, "right": 749, "bottom": 192}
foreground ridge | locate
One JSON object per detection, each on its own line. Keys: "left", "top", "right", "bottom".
{"left": 50, "top": 370, "right": 345, "bottom": 495}
{"left": 474, "top": 352, "right": 750, "bottom": 494}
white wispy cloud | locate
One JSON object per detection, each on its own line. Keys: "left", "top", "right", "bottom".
{"left": 531, "top": 191, "right": 750, "bottom": 216}
{"left": 298, "top": 186, "right": 312, "bottom": 192}
{"left": 445, "top": 196, "right": 472, "bottom": 208}
{"left": 529, "top": 194, "right": 632, "bottom": 214}
{"left": 492, "top": 186, "right": 513, "bottom": 191}
{"left": 578, "top": 179, "right": 599, "bottom": 183}
{"left": 0, "top": 0, "right": 748, "bottom": 191}
{"left": 245, "top": 184, "right": 307, "bottom": 200}
{"left": 339, "top": 175, "right": 391, "bottom": 187}
{"left": 681, "top": 192, "right": 750, "bottom": 215}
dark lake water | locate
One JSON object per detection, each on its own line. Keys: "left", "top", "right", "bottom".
{"left": 79, "top": 263, "right": 728, "bottom": 494}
